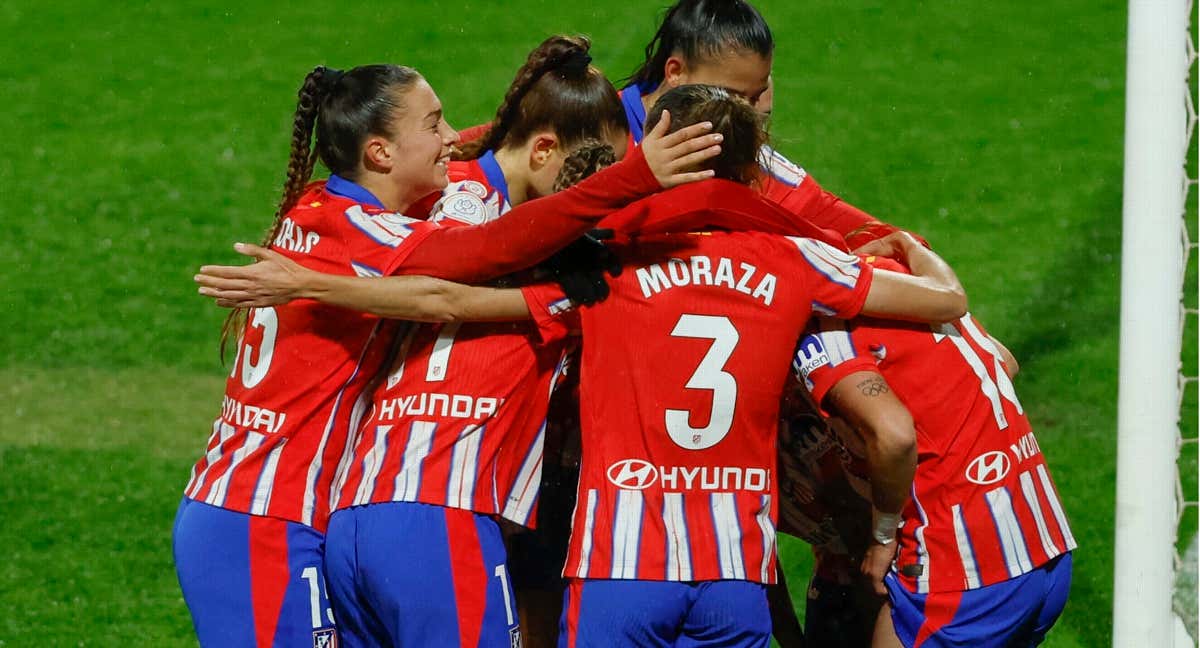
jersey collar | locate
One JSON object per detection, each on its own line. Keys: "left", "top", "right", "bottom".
{"left": 476, "top": 150, "right": 511, "bottom": 205}
{"left": 620, "top": 81, "right": 656, "bottom": 144}
{"left": 325, "top": 174, "right": 385, "bottom": 209}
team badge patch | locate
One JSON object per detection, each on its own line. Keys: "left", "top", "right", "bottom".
{"left": 509, "top": 626, "right": 522, "bottom": 648}
{"left": 312, "top": 628, "right": 337, "bottom": 648}
{"left": 434, "top": 191, "right": 489, "bottom": 225}
{"left": 460, "top": 180, "right": 490, "bottom": 198}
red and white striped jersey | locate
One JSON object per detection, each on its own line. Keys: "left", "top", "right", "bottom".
{"left": 523, "top": 230, "right": 875, "bottom": 583}
{"left": 331, "top": 154, "right": 573, "bottom": 527}
{"left": 796, "top": 305, "right": 1077, "bottom": 594}
{"left": 184, "top": 180, "right": 444, "bottom": 531}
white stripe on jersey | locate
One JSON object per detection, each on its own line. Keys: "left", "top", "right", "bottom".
{"left": 755, "top": 495, "right": 776, "bottom": 583}
{"left": 502, "top": 423, "right": 545, "bottom": 526}
{"left": 250, "top": 443, "right": 285, "bottom": 515}
{"left": 663, "top": 493, "right": 693, "bottom": 581}
{"left": 789, "top": 238, "right": 862, "bottom": 289}
{"left": 576, "top": 489, "right": 599, "bottom": 579}
{"left": 1019, "top": 470, "right": 1062, "bottom": 560}
{"left": 425, "top": 323, "right": 461, "bottom": 383}
{"left": 815, "top": 318, "right": 857, "bottom": 365}
{"left": 910, "top": 485, "right": 932, "bottom": 593}
{"left": 1036, "top": 464, "right": 1077, "bottom": 550}
{"left": 985, "top": 486, "right": 1034, "bottom": 577}
{"left": 611, "top": 490, "right": 645, "bottom": 579}
{"left": 331, "top": 388, "right": 375, "bottom": 511}
{"left": 757, "top": 145, "right": 808, "bottom": 187}
{"left": 186, "top": 419, "right": 235, "bottom": 499}
{"left": 711, "top": 493, "right": 746, "bottom": 580}
{"left": 446, "top": 424, "right": 484, "bottom": 510}
{"left": 205, "top": 431, "right": 264, "bottom": 507}
{"left": 939, "top": 327, "right": 1010, "bottom": 429}
{"left": 303, "top": 322, "right": 383, "bottom": 526}
{"left": 344, "top": 205, "right": 419, "bottom": 247}
{"left": 961, "top": 317, "right": 1024, "bottom": 414}
{"left": 393, "top": 421, "right": 437, "bottom": 503}
{"left": 951, "top": 504, "right": 982, "bottom": 589}
{"left": 353, "top": 425, "right": 391, "bottom": 506}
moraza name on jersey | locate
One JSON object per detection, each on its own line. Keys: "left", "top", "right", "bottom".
{"left": 635, "top": 255, "right": 778, "bottom": 306}
{"left": 376, "top": 391, "right": 504, "bottom": 422}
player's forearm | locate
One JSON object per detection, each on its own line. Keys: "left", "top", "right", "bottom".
{"left": 895, "top": 236, "right": 966, "bottom": 312}
{"left": 300, "top": 273, "right": 465, "bottom": 321}
{"left": 827, "top": 373, "right": 915, "bottom": 516}
{"left": 399, "top": 149, "right": 659, "bottom": 283}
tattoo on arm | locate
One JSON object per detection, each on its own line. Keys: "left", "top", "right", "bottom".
{"left": 857, "top": 376, "right": 890, "bottom": 397}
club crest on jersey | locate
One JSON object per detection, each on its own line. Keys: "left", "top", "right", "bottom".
{"left": 607, "top": 459, "right": 658, "bottom": 490}
{"left": 433, "top": 191, "right": 490, "bottom": 225}
{"left": 965, "top": 450, "right": 1011, "bottom": 485}
{"left": 312, "top": 628, "right": 336, "bottom": 648}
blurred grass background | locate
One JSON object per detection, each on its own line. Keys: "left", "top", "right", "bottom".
{"left": 0, "top": 1, "right": 1182, "bottom": 645}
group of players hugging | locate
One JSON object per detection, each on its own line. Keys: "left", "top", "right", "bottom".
{"left": 176, "top": 1, "right": 1077, "bottom": 646}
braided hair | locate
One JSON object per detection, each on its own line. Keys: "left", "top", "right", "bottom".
{"left": 456, "top": 35, "right": 626, "bottom": 161}
{"left": 553, "top": 140, "right": 618, "bottom": 192}
{"left": 220, "top": 64, "right": 422, "bottom": 359}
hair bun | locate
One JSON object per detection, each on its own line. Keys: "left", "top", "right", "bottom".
{"left": 559, "top": 51, "right": 593, "bottom": 76}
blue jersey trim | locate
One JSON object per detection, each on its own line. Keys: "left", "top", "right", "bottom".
{"left": 620, "top": 81, "right": 656, "bottom": 144}
{"left": 326, "top": 174, "right": 386, "bottom": 209}
{"left": 476, "top": 150, "right": 511, "bottom": 205}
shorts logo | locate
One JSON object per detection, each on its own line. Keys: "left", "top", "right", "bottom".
{"left": 312, "top": 628, "right": 337, "bottom": 648}
{"left": 607, "top": 459, "right": 658, "bottom": 490}
{"left": 965, "top": 451, "right": 1011, "bottom": 485}
{"left": 509, "top": 626, "right": 522, "bottom": 648}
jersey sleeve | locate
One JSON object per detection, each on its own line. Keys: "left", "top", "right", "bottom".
{"left": 758, "top": 146, "right": 926, "bottom": 246}
{"left": 338, "top": 204, "right": 441, "bottom": 278}
{"left": 792, "top": 320, "right": 879, "bottom": 411}
{"left": 394, "top": 147, "right": 661, "bottom": 283}
{"left": 519, "top": 282, "right": 580, "bottom": 346}
{"left": 786, "top": 237, "right": 875, "bottom": 319}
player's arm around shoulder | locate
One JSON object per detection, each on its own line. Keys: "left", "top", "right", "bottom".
{"left": 196, "top": 242, "right": 531, "bottom": 322}
{"left": 856, "top": 232, "right": 967, "bottom": 324}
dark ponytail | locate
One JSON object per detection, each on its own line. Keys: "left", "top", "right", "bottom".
{"left": 456, "top": 35, "right": 626, "bottom": 161}
{"left": 644, "top": 84, "right": 765, "bottom": 186}
{"left": 628, "top": 0, "right": 774, "bottom": 88}
{"left": 220, "top": 63, "right": 422, "bottom": 360}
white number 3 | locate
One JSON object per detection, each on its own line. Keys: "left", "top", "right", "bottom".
{"left": 666, "top": 314, "right": 740, "bottom": 450}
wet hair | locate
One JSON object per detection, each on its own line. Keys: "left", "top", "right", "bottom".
{"left": 628, "top": 0, "right": 774, "bottom": 88}
{"left": 456, "top": 35, "right": 627, "bottom": 161}
{"left": 644, "top": 84, "right": 765, "bottom": 185}
{"left": 553, "top": 140, "right": 618, "bottom": 191}
{"left": 220, "top": 64, "right": 422, "bottom": 359}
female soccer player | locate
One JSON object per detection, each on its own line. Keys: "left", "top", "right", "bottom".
{"left": 196, "top": 85, "right": 968, "bottom": 647}
{"left": 173, "top": 61, "right": 722, "bottom": 647}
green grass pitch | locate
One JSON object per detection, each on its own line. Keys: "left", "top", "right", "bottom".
{"left": 0, "top": 1, "right": 1186, "bottom": 645}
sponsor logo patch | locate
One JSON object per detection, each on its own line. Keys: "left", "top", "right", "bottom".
{"left": 607, "top": 459, "right": 658, "bottom": 490}
{"left": 965, "top": 450, "right": 1011, "bottom": 485}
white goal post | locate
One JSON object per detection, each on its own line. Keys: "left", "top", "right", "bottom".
{"left": 1114, "top": 0, "right": 1196, "bottom": 646}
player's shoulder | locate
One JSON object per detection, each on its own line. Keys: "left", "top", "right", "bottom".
{"left": 757, "top": 144, "right": 810, "bottom": 188}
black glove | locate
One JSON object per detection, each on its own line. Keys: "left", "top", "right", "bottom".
{"left": 539, "top": 229, "right": 622, "bottom": 306}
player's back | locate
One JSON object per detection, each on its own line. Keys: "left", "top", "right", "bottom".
{"left": 331, "top": 156, "right": 571, "bottom": 527}
{"left": 185, "top": 184, "right": 428, "bottom": 530}
{"left": 800, "top": 311, "right": 1077, "bottom": 593}
{"left": 558, "top": 230, "right": 871, "bottom": 583}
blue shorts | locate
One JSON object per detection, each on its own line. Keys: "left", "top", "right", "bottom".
{"left": 559, "top": 579, "right": 771, "bottom": 648}
{"left": 324, "top": 502, "right": 520, "bottom": 648}
{"left": 886, "top": 552, "right": 1073, "bottom": 648}
{"left": 172, "top": 497, "right": 337, "bottom": 648}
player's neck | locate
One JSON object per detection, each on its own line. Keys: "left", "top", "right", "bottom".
{"left": 357, "top": 175, "right": 421, "bottom": 214}
{"left": 491, "top": 146, "right": 530, "bottom": 206}
{"left": 641, "top": 82, "right": 668, "bottom": 117}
